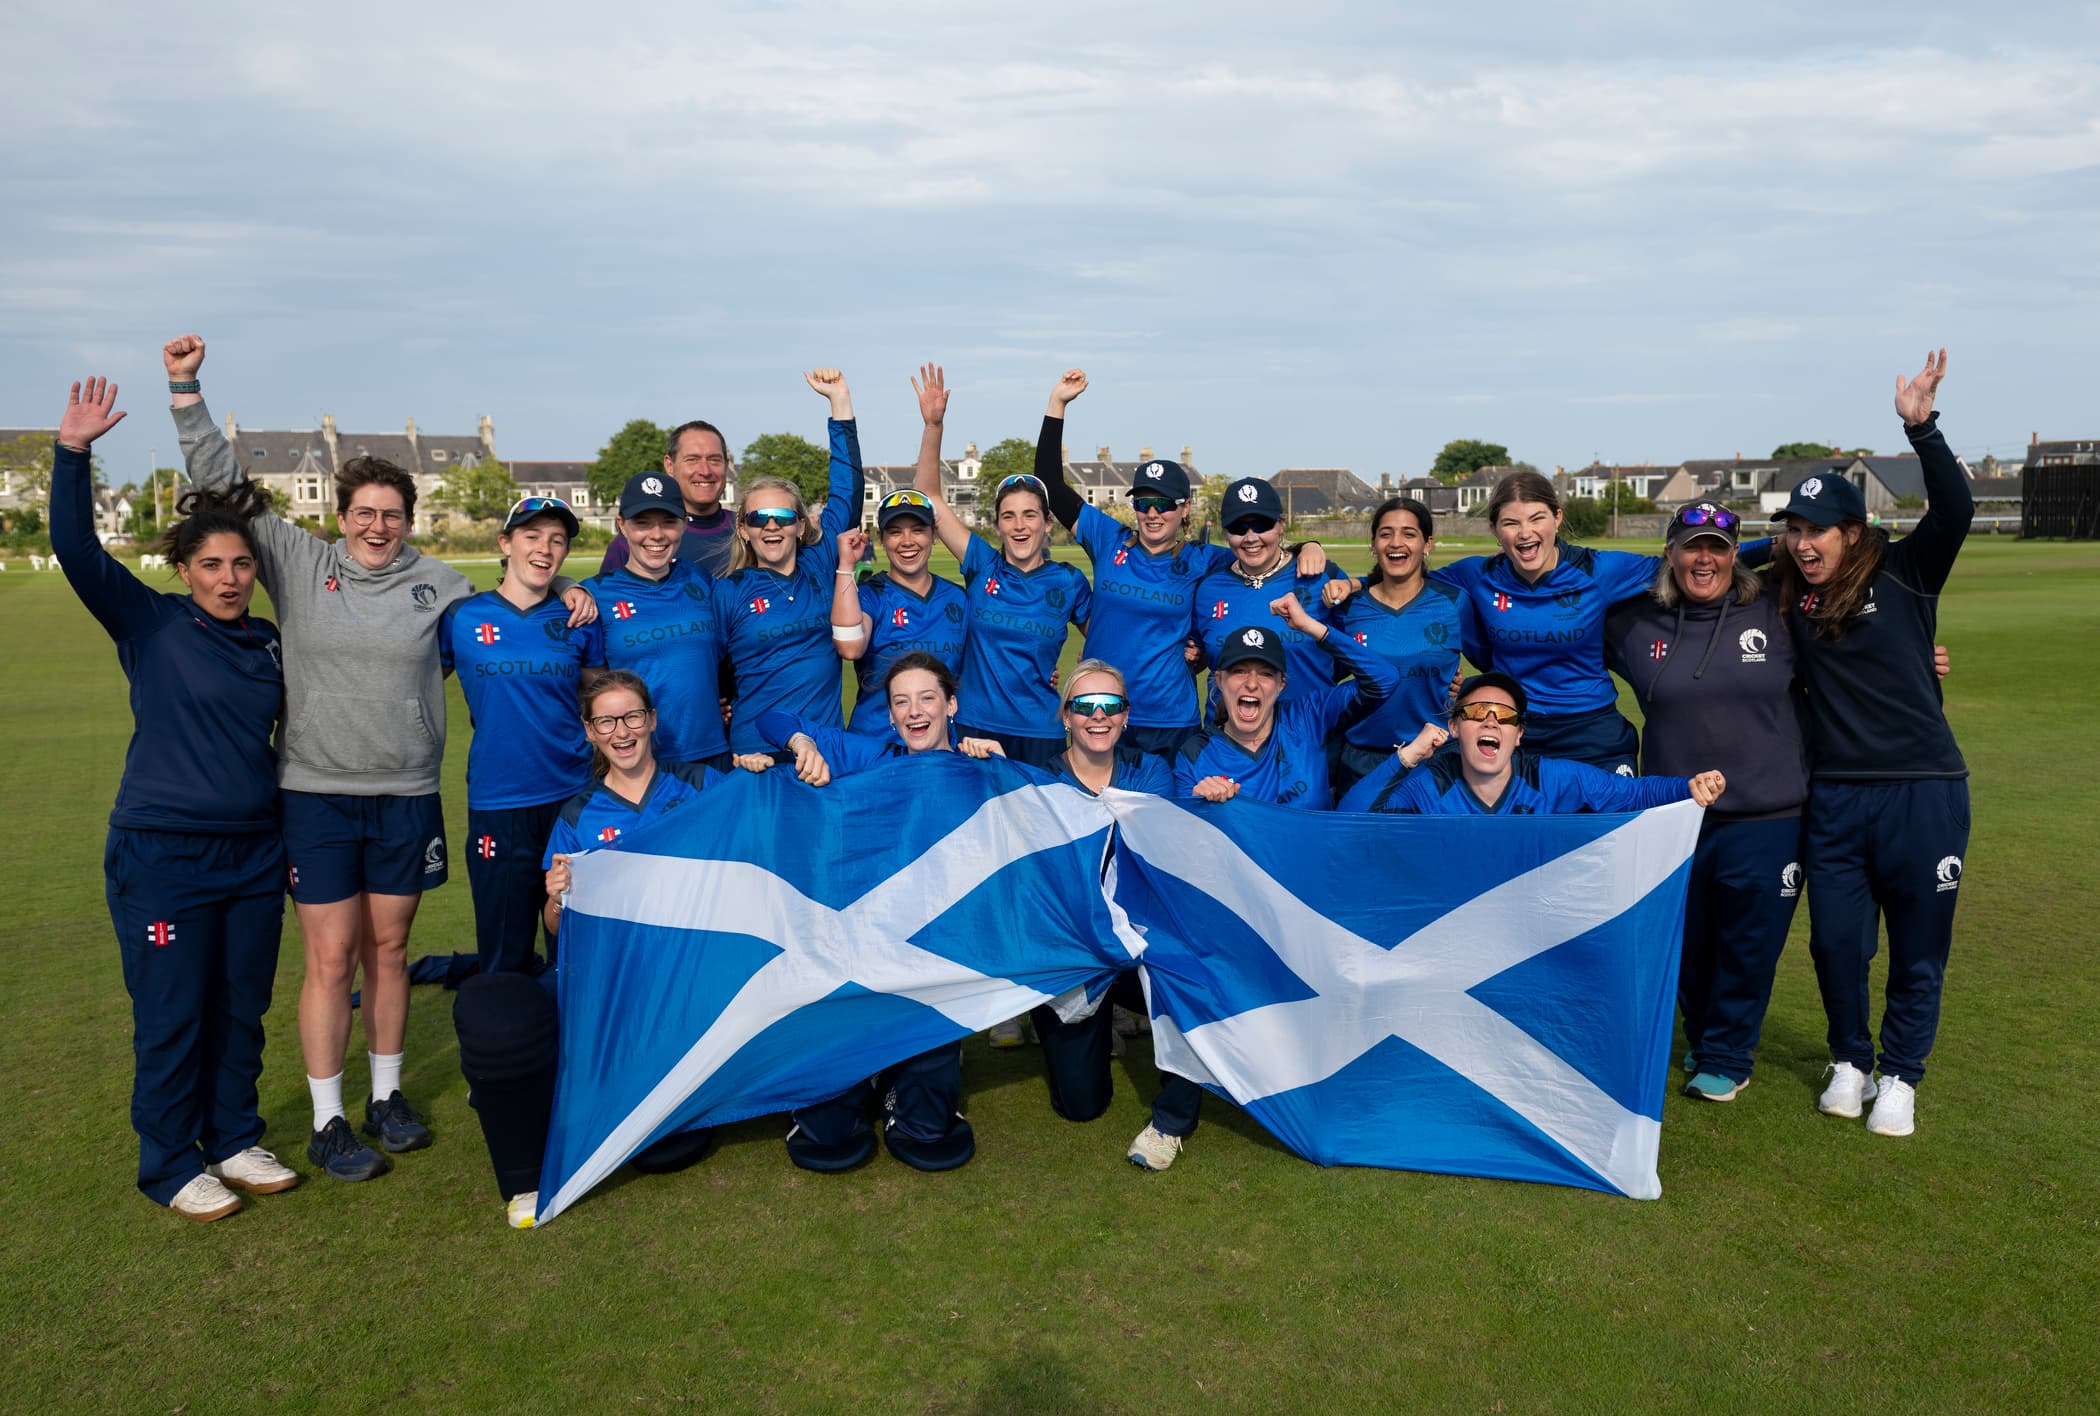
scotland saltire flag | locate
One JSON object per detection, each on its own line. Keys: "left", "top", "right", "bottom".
{"left": 535, "top": 758, "right": 1133, "bottom": 1225}
{"left": 1104, "top": 793, "right": 1702, "bottom": 1199}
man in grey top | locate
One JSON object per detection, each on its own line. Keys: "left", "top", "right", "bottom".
{"left": 164, "top": 334, "right": 595, "bottom": 1184}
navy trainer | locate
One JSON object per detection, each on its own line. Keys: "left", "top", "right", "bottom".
{"left": 308, "top": 1116, "right": 391, "bottom": 1182}
{"left": 362, "top": 1091, "right": 433, "bottom": 1153}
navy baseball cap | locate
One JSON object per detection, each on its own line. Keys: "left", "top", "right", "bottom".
{"left": 1131, "top": 458, "right": 1191, "bottom": 502}
{"left": 619, "top": 471, "right": 685, "bottom": 520}
{"left": 1666, "top": 501, "right": 1740, "bottom": 548}
{"left": 1773, "top": 473, "right": 1866, "bottom": 527}
{"left": 876, "top": 488, "right": 937, "bottom": 530}
{"left": 501, "top": 494, "right": 580, "bottom": 538}
{"left": 1215, "top": 623, "right": 1286, "bottom": 673}
{"left": 1222, "top": 477, "right": 1283, "bottom": 527}
{"left": 1453, "top": 671, "right": 1527, "bottom": 719}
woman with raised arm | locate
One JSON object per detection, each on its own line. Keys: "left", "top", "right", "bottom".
{"left": 52, "top": 377, "right": 297, "bottom": 1222}
{"left": 1776, "top": 349, "right": 1973, "bottom": 1140}
{"left": 742, "top": 653, "right": 984, "bottom": 1174}
{"left": 459, "top": 670, "right": 727, "bottom": 1229}
{"left": 1320, "top": 496, "right": 1466, "bottom": 797}
{"left": 166, "top": 334, "right": 596, "bottom": 1185}
{"left": 912, "top": 365, "right": 1092, "bottom": 771}
{"left": 714, "top": 369, "right": 866, "bottom": 756}
{"left": 830, "top": 486, "right": 968, "bottom": 738}
{"left": 440, "top": 495, "right": 605, "bottom": 975}
{"left": 1035, "top": 370, "right": 1326, "bottom": 755}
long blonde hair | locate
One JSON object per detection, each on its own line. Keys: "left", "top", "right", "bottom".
{"left": 726, "top": 475, "right": 821, "bottom": 574}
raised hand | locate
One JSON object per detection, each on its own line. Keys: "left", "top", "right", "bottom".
{"left": 1894, "top": 347, "right": 1948, "bottom": 426}
{"left": 1293, "top": 541, "right": 1328, "bottom": 578}
{"left": 913, "top": 363, "right": 949, "bottom": 425}
{"left": 1048, "top": 368, "right": 1088, "bottom": 415}
{"left": 1689, "top": 770, "right": 1727, "bottom": 807}
{"left": 805, "top": 368, "right": 853, "bottom": 420}
{"left": 837, "top": 527, "right": 868, "bottom": 569}
{"left": 1322, "top": 576, "right": 1361, "bottom": 608}
{"left": 1397, "top": 722, "right": 1448, "bottom": 769}
{"left": 57, "top": 378, "right": 127, "bottom": 449}
{"left": 1270, "top": 592, "right": 1321, "bottom": 637}
{"left": 162, "top": 334, "right": 205, "bottom": 380}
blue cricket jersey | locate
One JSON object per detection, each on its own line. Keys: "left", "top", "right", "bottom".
{"left": 543, "top": 760, "right": 727, "bottom": 863}
{"left": 440, "top": 590, "right": 607, "bottom": 809}
{"left": 1046, "top": 745, "right": 1173, "bottom": 796}
{"left": 1343, "top": 748, "right": 1692, "bottom": 816}
{"left": 1070, "top": 504, "right": 1233, "bottom": 729}
{"left": 756, "top": 711, "right": 918, "bottom": 777}
{"left": 1172, "top": 631, "right": 1398, "bottom": 809}
{"left": 716, "top": 417, "right": 864, "bottom": 754}
{"left": 847, "top": 571, "right": 970, "bottom": 735}
{"left": 955, "top": 537, "right": 1092, "bottom": 737}
{"left": 589, "top": 559, "right": 728, "bottom": 763}
{"left": 49, "top": 443, "right": 284, "bottom": 834}
{"left": 1192, "top": 562, "right": 1347, "bottom": 706}
{"left": 1333, "top": 580, "right": 1466, "bottom": 749}
{"left": 1431, "top": 543, "right": 1658, "bottom": 716}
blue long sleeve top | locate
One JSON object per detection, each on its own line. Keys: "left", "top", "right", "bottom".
{"left": 50, "top": 443, "right": 284, "bottom": 834}
{"left": 1173, "top": 629, "right": 1398, "bottom": 809}
{"left": 1343, "top": 748, "right": 1693, "bottom": 816}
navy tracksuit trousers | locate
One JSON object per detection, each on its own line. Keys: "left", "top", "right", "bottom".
{"left": 1804, "top": 779, "right": 1970, "bottom": 1085}
{"left": 1032, "top": 972, "right": 1203, "bottom": 1138}
{"left": 1521, "top": 703, "right": 1640, "bottom": 775}
{"left": 104, "top": 828, "right": 284, "bottom": 1205}
{"left": 464, "top": 801, "right": 563, "bottom": 975}
{"left": 1679, "top": 815, "right": 1803, "bottom": 1084}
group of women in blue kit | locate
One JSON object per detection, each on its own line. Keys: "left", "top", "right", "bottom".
{"left": 64, "top": 337, "right": 1971, "bottom": 1229}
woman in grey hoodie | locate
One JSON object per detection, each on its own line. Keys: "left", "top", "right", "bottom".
{"left": 163, "top": 334, "right": 595, "bottom": 1183}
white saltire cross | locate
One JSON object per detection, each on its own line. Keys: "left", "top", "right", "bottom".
{"left": 1103, "top": 794, "right": 1704, "bottom": 1199}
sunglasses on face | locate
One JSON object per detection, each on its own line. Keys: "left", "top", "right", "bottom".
{"left": 741, "top": 508, "right": 800, "bottom": 529}
{"left": 880, "top": 490, "right": 933, "bottom": 512}
{"left": 1454, "top": 701, "right": 1522, "bottom": 725}
{"left": 1676, "top": 506, "right": 1740, "bottom": 533}
{"left": 1226, "top": 517, "right": 1277, "bottom": 536}
{"left": 1131, "top": 496, "right": 1177, "bottom": 515}
{"left": 1064, "top": 693, "right": 1130, "bottom": 718}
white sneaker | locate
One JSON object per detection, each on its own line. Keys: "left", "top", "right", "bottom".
{"left": 1126, "top": 1124, "right": 1183, "bottom": 1172}
{"left": 1817, "top": 1061, "right": 1872, "bottom": 1118}
{"left": 988, "top": 1018, "right": 1027, "bottom": 1049}
{"left": 1867, "top": 1077, "right": 1916, "bottom": 1137}
{"left": 206, "top": 1146, "right": 301, "bottom": 1195}
{"left": 168, "top": 1173, "right": 243, "bottom": 1223}
{"left": 507, "top": 1191, "right": 539, "bottom": 1230}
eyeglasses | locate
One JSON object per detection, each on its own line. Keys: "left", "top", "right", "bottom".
{"left": 880, "top": 490, "right": 933, "bottom": 512}
{"left": 345, "top": 507, "right": 407, "bottom": 528}
{"left": 997, "top": 474, "right": 1047, "bottom": 493}
{"left": 1065, "top": 693, "right": 1130, "bottom": 718}
{"left": 1131, "top": 496, "right": 1177, "bottom": 515}
{"left": 741, "top": 508, "right": 800, "bottom": 529}
{"left": 506, "top": 495, "right": 571, "bottom": 520}
{"left": 1226, "top": 517, "right": 1277, "bottom": 536}
{"left": 1454, "top": 702, "right": 1522, "bottom": 725}
{"left": 586, "top": 709, "right": 652, "bottom": 735}
{"left": 1675, "top": 506, "right": 1740, "bottom": 533}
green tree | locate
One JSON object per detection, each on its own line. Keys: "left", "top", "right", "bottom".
{"left": 432, "top": 454, "right": 518, "bottom": 524}
{"left": 1429, "top": 438, "right": 1512, "bottom": 485}
{"left": 977, "top": 438, "right": 1034, "bottom": 484}
{"left": 739, "top": 432, "right": 830, "bottom": 510}
{"left": 1, "top": 433, "right": 54, "bottom": 528}
{"left": 589, "top": 419, "right": 670, "bottom": 508}
{"left": 1771, "top": 440, "right": 1836, "bottom": 460}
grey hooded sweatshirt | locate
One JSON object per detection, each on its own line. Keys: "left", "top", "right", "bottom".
{"left": 177, "top": 399, "right": 474, "bottom": 798}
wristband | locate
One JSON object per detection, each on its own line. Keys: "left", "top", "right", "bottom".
{"left": 168, "top": 380, "right": 201, "bottom": 394}
{"left": 836, "top": 569, "right": 856, "bottom": 577}
{"left": 830, "top": 622, "right": 867, "bottom": 642}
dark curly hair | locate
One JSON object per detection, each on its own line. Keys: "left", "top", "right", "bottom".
{"left": 157, "top": 480, "right": 268, "bottom": 567}
{"left": 336, "top": 456, "right": 418, "bottom": 521}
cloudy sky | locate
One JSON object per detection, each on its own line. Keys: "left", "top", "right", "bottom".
{"left": 5, "top": 2, "right": 2096, "bottom": 485}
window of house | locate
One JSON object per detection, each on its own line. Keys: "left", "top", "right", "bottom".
{"left": 296, "top": 476, "right": 326, "bottom": 503}
{"left": 432, "top": 449, "right": 449, "bottom": 463}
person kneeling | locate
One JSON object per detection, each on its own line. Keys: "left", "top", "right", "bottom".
{"left": 1341, "top": 672, "right": 1724, "bottom": 815}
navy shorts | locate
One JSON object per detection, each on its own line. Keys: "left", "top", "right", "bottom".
{"left": 282, "top": 790, "right": 448, "bottom": 905}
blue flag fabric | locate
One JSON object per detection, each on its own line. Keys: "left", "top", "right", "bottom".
{"left": 537, "top": 765, "right": 1701, "bottom": 1224}
{"left": 1107, "top": 793, "right": 1701, "bottom": 1199}
{"left": 537, "top": 756, "right": 1136, "bottom": 1225}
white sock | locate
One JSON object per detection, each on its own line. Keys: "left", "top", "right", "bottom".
{"left": 370, "top": 1051, "right": 403, "bottom": 1102}
{"left": 309, "top": 1072, "right": 346, "bottom": 1132}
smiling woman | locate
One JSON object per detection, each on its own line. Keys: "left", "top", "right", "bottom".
{"left": 165, "top": 332, "right": 597, "bottom": 1188}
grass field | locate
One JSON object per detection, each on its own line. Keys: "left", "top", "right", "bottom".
{"left": 2, "top": 536, "right": 2096, "bottom": 1413}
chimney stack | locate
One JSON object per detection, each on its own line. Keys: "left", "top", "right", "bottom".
{"left": 1097, "top": 446, "right": 1111, "bottom": 463}
{"left": 1140, "top": 446, "right": 1153, "bottom": 461}
{"left": 479, "top": 415, "right": 495, "bottom": 454}
{"left": 1181, "top": 444, "right": 1192, "bottom": 465}
{"left": 965, "top": 441, "right": 979, "bottom": 459}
